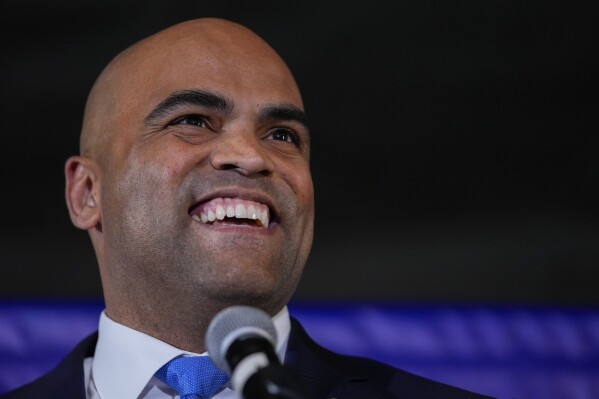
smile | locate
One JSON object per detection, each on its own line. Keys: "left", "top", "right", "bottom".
{"left": 190, "top": 197, "right": 270, "bottom": 227}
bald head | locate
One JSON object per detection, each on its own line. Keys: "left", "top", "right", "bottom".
{"left": 66, "top": 17, "right": 313, "bottom": 349}
{"left": 80, "top": 18, "right": 302, "bottom": 161}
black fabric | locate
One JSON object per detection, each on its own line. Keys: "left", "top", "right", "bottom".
{"left": 0, "top": 318, "right": 494, "bottom": 398}
{"left": 284, "top": 318, "right": 494, "bottom": 399}
{"left": 0, "top": 333, "right": 97, "bottom": 399}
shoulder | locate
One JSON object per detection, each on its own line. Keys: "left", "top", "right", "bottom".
{"left": 286, "top": 317, "right": 494, "bottom": 399}
{"left": 0, "top": 333, "right": 97, "bottom": 399}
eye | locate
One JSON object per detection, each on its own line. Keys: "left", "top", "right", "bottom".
{"left": 170, "top": 114, "right": 209, "bottom": 128}
{"left": 268, "top": 128, "right": 299, "bottom": 145}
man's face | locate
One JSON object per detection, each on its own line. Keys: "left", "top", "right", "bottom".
{"left": 95, "top": 23, "right": 314, "bottom": 314}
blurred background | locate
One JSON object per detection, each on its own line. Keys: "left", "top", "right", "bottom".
{"left": 1, "top": 1, "right": 598, "bottom": 398}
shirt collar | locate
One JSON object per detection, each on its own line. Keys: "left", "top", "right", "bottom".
{"left": 92, "top": 306, "right": 291, "bottom": 399}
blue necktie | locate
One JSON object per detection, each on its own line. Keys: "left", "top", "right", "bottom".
{"left": 155, "top": 355, "right": 230, "bottom": 399}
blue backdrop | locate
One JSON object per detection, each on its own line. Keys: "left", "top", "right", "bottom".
{"left": 1, "top": 300, "right": 598, "bottom": 399}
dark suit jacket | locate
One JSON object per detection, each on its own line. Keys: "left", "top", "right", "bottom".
{"left": 1, "top": 318, "right": 493, "bottom": 398}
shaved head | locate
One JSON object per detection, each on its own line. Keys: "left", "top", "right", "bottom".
{"left": 81, "top": 18, "right": 302, "bottom": 162}
{"left": 66, "top": 17, "right": 314, "bottom": 352}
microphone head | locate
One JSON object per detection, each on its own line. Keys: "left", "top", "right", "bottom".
{"left": 206, "top": 305, "right": 277, "bottom": 373}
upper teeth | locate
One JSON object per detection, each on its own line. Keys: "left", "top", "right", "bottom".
{"left": 192, "top": 197, "right": 269, "bottom": 227}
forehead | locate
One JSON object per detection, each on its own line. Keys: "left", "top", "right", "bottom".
{"left": 113, "top": 24, "right": 304, "bottom": 119}
{"left": 80, "top": 19, "right": 305, "bottom": 160}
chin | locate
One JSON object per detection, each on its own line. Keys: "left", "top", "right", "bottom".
{"left": 206, "top": 278, "right": 289, "bottom": 313}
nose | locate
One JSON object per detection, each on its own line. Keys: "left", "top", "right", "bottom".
{"left": 209, "top": 130, "right": 274, "bottom": 177}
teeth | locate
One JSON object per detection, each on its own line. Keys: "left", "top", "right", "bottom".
{"left": 262, "top": 210, "right": 268, "bottom": 227}
{"left": 247, "top": 205, "right": 257, "bottom": 220}
{"left": 226, "top": 205, "right": 235, "bottom": 217}
{"left": 207, "top": 209, "right": 216, "bottom": 222}
{"left": 216, "top": 205, "right": 226, "bottom": 220}
{"left": 192, "top": 198, "right": 270, "bottom": 227}
{"left": 235, "top": 204, "right": 247, "bottom": 218}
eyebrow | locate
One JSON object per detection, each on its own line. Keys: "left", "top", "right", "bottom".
{"left": 144, "top": 89, "right": 234, "bottom": 124}
{"left": 144, "top": 89, "right": 310, "bottom": 134}
{"left": 258, "top": 104, "right": 310, "bottom": 134}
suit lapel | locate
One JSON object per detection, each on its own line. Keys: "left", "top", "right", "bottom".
{"left": 25, "top": 333, "right": 97, "bottom": 399}
{"left": 284, "top": 317, "right": 391, "bottom": 399}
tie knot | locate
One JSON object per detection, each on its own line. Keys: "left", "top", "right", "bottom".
{"left": 156, "top": 356, "right": 229, "bottom": 399}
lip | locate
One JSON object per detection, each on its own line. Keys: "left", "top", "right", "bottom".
{"left": 188, "top": 188, "right": 280, "bottom": 227}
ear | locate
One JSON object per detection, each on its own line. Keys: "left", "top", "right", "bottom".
{"left": 65, "top": 156, "right": 101, "bottom": 230}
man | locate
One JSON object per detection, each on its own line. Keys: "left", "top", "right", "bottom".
{"left": 1, "top": 18, "right": 492, "bottom": 398}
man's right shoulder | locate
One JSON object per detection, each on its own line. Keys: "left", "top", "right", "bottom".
{"left": 0, "top": 333, "right": 97, "bottom": 399}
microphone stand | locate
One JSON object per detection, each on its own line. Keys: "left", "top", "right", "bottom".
{"left": 228, "top": 336, "right": 311, "bottom": 399}
{"left": 243, "top": 363, "right": 312, "bottom": 399}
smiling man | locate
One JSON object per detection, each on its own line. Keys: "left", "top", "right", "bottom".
{"left": 1, "top": 18, "right": 492, "bottom": 399}
{"left": 69, "top": 18, "right": 314, "bottom": 355}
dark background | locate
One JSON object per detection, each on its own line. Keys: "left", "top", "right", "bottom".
{"left": 1, "top": 1, "right": 597, "bottom": 305}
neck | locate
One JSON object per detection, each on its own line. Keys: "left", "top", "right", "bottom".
{"left": 104, "top": 295, "right": 231, "bottom": 353}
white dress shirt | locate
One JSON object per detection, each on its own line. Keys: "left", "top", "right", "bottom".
{"left": 83, "top": 307, "right": 291, "bottom": 399}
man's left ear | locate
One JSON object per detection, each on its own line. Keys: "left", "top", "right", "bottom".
{"left": 65, "top": 156, "right": 101, "bottom": 230}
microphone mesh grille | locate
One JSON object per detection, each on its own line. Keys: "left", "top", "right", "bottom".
{"left": 205, "top": 305, "right": 277, "bottom": 372}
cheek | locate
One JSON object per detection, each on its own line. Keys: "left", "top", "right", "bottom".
{"left": 279, "top": 162, "right": 315, "bottom": 251}
{"left": 143, "top": 145, "right": 191, "bottom": 180}
{"left": 286, "top": 165, "right": 314, "bottom": 211}
{"left": 292, "top": 166, "right": 315, "bottom": 249}
{"left": 111, "top": 151, "right": 185, "bottom": 219}
{"left": 124, "top": 141, "right": 201, "bottom": 191}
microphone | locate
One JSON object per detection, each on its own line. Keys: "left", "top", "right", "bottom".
{"left": 206, "top": 305, "right": 311, "bottom": 399}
